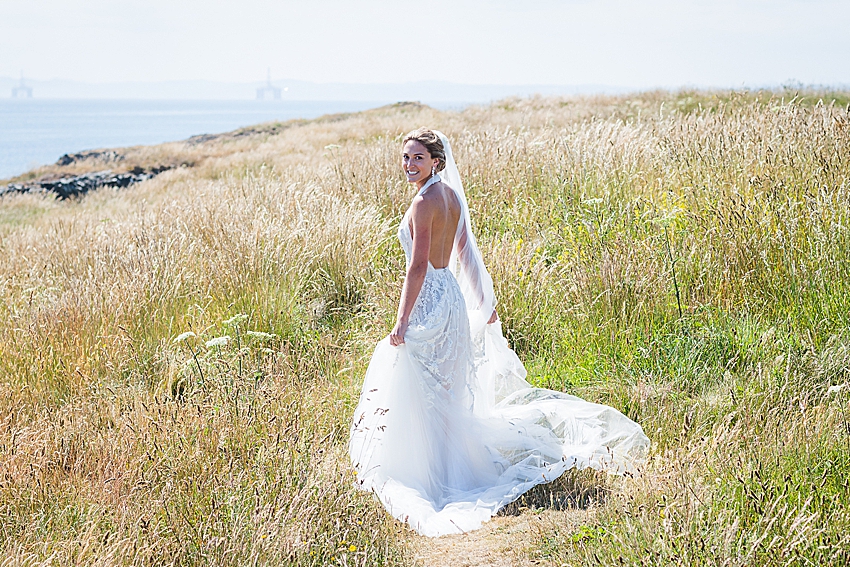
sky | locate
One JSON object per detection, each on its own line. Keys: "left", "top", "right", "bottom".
{"left": 1, "top": 0, "right": 848, "bottom": 89}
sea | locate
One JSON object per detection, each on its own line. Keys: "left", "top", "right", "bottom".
{"left": 0, "top": 99, "right": 390, "bottom": 180}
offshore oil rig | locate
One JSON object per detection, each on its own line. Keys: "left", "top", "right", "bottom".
{"left": 11, "top": 72, "right": 32, "bottom": 98}
{"left": 256, "top": 68, "right": 284, "bottom": 100}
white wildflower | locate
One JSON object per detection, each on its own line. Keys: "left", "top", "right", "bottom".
{"left": 246, "top": 331, "right": 276, "bottom": 341}
{"left": 173, "top": 331, "right": 196, "bottom": 343}
{"left": 205, "top": 336, "right": 230, "bottom": 348}
{"left": 223, "top": 314, "right": 249, "bottom": 327}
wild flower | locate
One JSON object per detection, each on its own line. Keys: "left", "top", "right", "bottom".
{"left": 173, "top": 331, "right": 196, "bottom": 343}
{"left": 246, "top": 330, "right": 276, "bottom": 341}
{"left": 205, "top": 336, "right": 230, "bottom": 348}
{"left": 223, "top": 314, "right": 249, "bottom": 327}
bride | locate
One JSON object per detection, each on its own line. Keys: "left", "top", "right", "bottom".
{"left": 349, "top": 128, "right": 649, "bottom": 537}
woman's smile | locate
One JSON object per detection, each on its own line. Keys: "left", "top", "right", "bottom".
{"left": 402, "top": 140, "right": 437, "bottom": 187}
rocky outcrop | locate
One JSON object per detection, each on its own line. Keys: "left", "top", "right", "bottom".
{"left": 185, "top": 119, "right": 304, "bottom": 145}
{"left": 0, "top": 166, "right": 171, "bottom": 200}
{"left": 55, "top": 150, "right": 125, "bottom": 166}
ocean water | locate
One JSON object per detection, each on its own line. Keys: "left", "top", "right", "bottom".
{"left": 0, "top": 99, "right": 388, "bottom": 180}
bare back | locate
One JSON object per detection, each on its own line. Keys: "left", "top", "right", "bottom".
{"left": 409, "top": 181, "right": 461, "bottom": 269}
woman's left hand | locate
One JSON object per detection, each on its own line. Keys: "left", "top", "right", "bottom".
{"left": 487, "top": 309, "right": 499, "bottom": 324}
{"left": 390, "top": 319, "right": 409, "bottom": 346}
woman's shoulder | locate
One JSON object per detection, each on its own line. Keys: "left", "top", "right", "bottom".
{"left": 421, "top": 181, "right": 456, "bottom": 201}
{"left": 411, "top": 181, "right": 457, "bottom": 213}
{"left": 408, "top": 192, "right": 433, "bottom": 216}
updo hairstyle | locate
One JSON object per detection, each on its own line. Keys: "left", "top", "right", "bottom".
{"left": 403, "top": 128, "right": 446, "bottom": 173}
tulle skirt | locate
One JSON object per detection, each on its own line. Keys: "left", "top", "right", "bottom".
{"left": 349, "top": 268, "right": 649, "bottom": 537}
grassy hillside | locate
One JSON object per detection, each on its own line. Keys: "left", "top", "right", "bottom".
{"left": 1, "top": 90, "right": 849, "bottom": 566}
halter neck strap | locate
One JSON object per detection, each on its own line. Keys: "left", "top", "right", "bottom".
{"left": 417, "top": 173, "right": 441, "bottom": 196}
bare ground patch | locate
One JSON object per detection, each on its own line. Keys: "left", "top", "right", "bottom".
{"left": 411, "top": 509, "right": 586, "bottom": 567}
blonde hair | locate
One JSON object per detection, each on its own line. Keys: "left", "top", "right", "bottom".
{"left": 403, "top": 128, "right": 446, "bottom": 172}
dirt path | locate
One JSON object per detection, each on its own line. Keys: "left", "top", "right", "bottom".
{"left": 411, "top": 509, "right": 586, "bottom": 567}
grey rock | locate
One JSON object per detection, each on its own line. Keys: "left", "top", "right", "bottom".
{"left": 0, "top": 166, "right": 172, "bottom": 200}
{"left": 56, "top": 150, "right": 125, "bottom": 166}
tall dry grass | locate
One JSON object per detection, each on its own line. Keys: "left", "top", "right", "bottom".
{"left": 1, "top": 89, "right": 849, "bottom": 565}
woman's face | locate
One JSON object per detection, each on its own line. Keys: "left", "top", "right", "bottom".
{"left": 402, "top": 140, "right": 438, "bottom": 186}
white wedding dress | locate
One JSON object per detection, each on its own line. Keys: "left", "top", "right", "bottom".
{"left": 349, "top": 133, "right": 649, "bottom": 537}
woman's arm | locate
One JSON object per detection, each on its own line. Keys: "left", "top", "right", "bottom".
{"left": 390, "top": 198, "right": 434, "bottom": 346}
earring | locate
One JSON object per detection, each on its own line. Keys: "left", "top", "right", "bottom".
{"left": 431, "top": 165, "right": 436, "bottom": 176}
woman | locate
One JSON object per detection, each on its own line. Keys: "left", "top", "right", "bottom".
{"left": 349, "top": 128, "right": 649, "bottom": 537}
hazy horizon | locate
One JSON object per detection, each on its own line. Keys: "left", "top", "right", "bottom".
{"left": 3, "top": 76, "right": 846, "bottom": 104}
{"left": 0, "top": 76, "right": 636, "bottom": 102}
